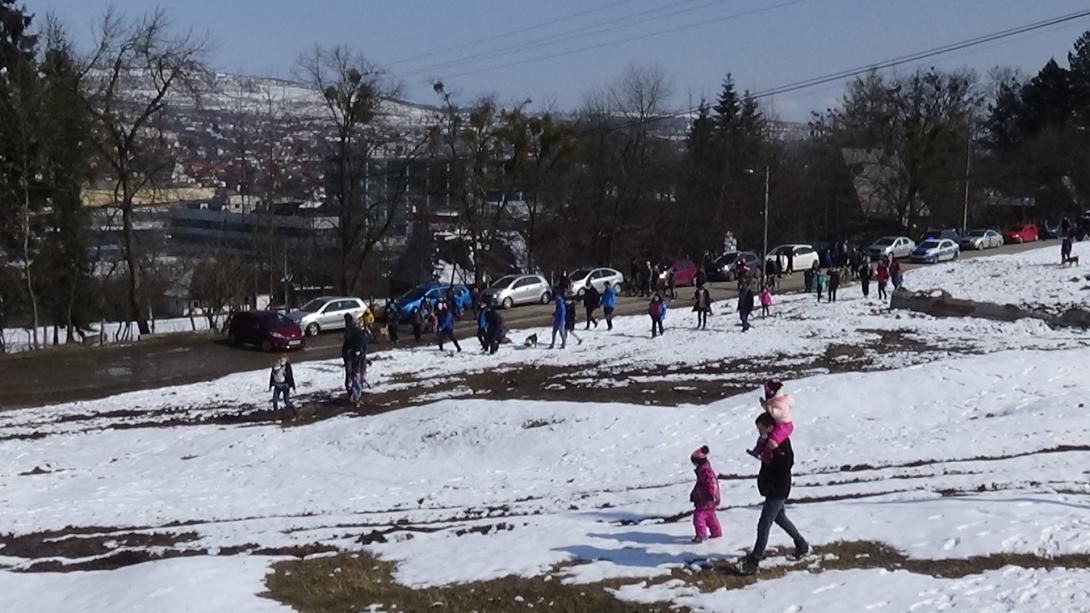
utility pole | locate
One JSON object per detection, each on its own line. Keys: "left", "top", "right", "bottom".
{"left": 962, "top": 124, "right": 972, "bottom": 233}
{"left": 763, "top": 165, "right": 770, "bottom": 265}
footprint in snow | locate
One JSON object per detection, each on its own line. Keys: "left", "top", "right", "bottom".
{"left": 943, "top": 537, "right": 960, "bottom": 551}
{"left": 865, "top": 602, "right": 890, "bottom": 610}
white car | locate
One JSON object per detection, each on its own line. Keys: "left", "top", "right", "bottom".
{"left": 910, "top": 239, "right": 960, "bottom": 263}
{"left": 958, "top": 229, "right": 1003, "bottom": 250}
{"left": 765, "top": 244, "right": 819, "bottom": 272}
{"left": 568, "top": 267, "right": 624, "bottom": 297}
{"left": 867, "top": 236, "right": 916, "bottom": 260}
{"left": 480, "top": 274, "right": 552, "bottom": 309}
{"left": 288, "top": 296, "right": 367, "bottom": 336}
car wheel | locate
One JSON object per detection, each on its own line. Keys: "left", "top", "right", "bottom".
{"left": 540, "top": 292, "right": 551, "bottom": 304}
{"left": 502, "top": 297, "right": 514, "bottom": 309}
{"left": 576, "top": 288, "right": 585, "bottom": 298}
{"left": 228, "top": 333, "right": 239, "bottom": 346}
{"left": 260, "top": 339, "right": 273, "bottom": 352}
{"left": 305, "top": 323, "right": 319, "bottom": 337}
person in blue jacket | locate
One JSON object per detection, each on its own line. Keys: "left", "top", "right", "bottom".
{"left": 548, "top": 295, "right": 568, "bottom": 349}
{"left": 601, "top": 281, "right": 617, "bottom": 330}
{"left": 476, "top": 302, "right": 490, "bottom": 351}
{"left": 437, "top": 301, "right": 461, "bottom": 352}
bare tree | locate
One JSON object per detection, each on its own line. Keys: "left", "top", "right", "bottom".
{"left": 299, "top": 46, "right": 427, "bottom": 295}
{"left": 76, "top": 7, "right": 209, "bottom": 334}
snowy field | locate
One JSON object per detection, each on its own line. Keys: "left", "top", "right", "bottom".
{"left": 904, "top": 241, "right": 1090, "bottom": 313}
{"left": 2, "top": 245, "right": 1090, "bottom": 612}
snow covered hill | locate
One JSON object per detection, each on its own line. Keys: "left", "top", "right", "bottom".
{"left": 1, "top": 245, "right": 1089, "bottom": 612}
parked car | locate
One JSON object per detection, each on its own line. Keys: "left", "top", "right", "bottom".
{"left": 919, "top": 228, "right": 960, "bottom": 243}
{"left": 705, "top": 251, "right": 760, "bottom": 281}
{"left": 1002, "top": 223, "right": 1039, "bottom": 244}
{"left": 480, "top": 274, "right": 552, "bottom": 309}
{"left": 910, "top": 239, "right": 959, "bottom": 263}
{"left": 1038, "top": 220, "right": 1061, "bottom": 240}
{"left": 765, "top": 244, "right": 820, "bottom": 271}
{"left": 287, "top": 296, "right": 367, "bottom": 337}
{"left": 395, "top": 282, "right": 473, "bottom": 321}
{"left": 568, "top": 267, "right": 624, "bottom": 297}
{"left": 867, "top": 236, "right": 916, "bottom": 261}
{"left": 656, "top": 259, "right": 699, "bottom": 287}
{"left": 958, "top": 229, "right": 1003, "bottom": 250}
{"left": 227, "top": 310, "right": 305, "bottom": 352}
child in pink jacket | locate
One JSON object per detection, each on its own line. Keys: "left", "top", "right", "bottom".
{"left": 759, "top": 287, "right": 772, "bottom": 317}
{"left": 747, "top": 378, "right": 795, "bottom": 462}
{"left": 689, "top": 445, "right": 722, "bottom": 542}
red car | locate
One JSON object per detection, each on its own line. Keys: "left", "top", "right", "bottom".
{"left": 227, "top": 310, "right": 305, "bottom": 352}
{"left": 660, "top": 259, "right": 700, "bottom": 287}
{"left": 1002, "top": 223, "right": 1038, "bottom": 244}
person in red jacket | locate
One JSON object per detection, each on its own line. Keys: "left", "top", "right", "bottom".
{"left": 689, "top": 445, "right": 722, "bottom": 543}
{"left": 876, "top": 259, "right": 890, "bottom": 301}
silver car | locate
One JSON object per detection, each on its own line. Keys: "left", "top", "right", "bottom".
{"left": 480, "top": 274, "right": 552, "bottom": 309}
{"left": 288, "top": 296, "right": 367, "bottom": 336}
{"left": 867, "top": 236, "right": 916, "bottom": 260}
{"left": 568, "top": 267, "right": 624, "bottom": 297}
{"left": 959, "top": 229, "right": 1003, "bottom": 250}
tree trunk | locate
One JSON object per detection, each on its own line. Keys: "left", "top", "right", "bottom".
{"left": 121, "top": 201, "right": 150, "bottom": 334}
{"left": 20, "top": 173, "right": 40, "bottom": 350}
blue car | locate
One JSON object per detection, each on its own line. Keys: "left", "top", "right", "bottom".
{"left": 395, "top": 282, "right": 473, "bottom": 321}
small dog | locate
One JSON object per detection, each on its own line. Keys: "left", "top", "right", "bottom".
{"left": 524, "top": 333, "right": 538, "bottom": 348}
{"left": 1063, "top": 255, "right": 1080, "bottom": 267}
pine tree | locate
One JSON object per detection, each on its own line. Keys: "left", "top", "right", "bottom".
{"left": 713, "top": 74, "right": 740, "bottom": 134}
{"left": 1068, "top": 31, "right": 1090, "bottom": 126}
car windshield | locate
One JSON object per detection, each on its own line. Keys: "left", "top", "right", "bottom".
{"left": 718, "top": 253, "right": 738, "bottom": 265}
{"left": 570, "top": 269, "right": 591, "bottom": 279}
{"left": 920, "top": 241, "right": 940, "bottom": 249}
{"left": 261, "top": 313, "right": 294, "bottom": 327}
{"left": 490, "top": 276, "right": 517, "bottom": 289}
{"left": 298, "top": 299, "right": 326, "bottom": 313}
{"left": 967, "top": 230, "right": 985, "bottom": 237}
{"left": 400, "top": 287, "right": 427, "bottom": 302}
{"left": 772, "top": 246, "right": 792, "bottom": 255}
{"left": 1008, "top": 225, "right": 1024, "bottom": 231}
{"left": 875, "top": 238, "right": 895, "bottom": 246}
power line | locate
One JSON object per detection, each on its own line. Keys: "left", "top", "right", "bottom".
{"left": 400, "top": 0, "right": 718, "bottom": 78}
{"left": 386, "top": 0, "right": 636, "bottom": 67}
{"left": 435, "top": 0, "right": 807, "bottom": 81}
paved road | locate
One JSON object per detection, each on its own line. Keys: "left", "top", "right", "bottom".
{"left": 0, "top": 239, "right": 1060, "bottom": 409}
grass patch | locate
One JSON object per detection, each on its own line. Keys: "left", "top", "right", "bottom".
{"left": 263, "top": 552, "right": 678, "bottom": 612}
{"left": 264, "top": 541, "right": 1090, "bottom": 612}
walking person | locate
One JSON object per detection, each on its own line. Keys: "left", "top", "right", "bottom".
{"left": 814, "top": 269, "right": 827, "bottom": 303}
{"left": 1061, "top": 233, "right": 1073, "bottom": 264}
{"left": 436, "top": 301, "right": 461, "bottom": 353}
{"left": 689, "top": 446, "right": 723, "bottom": 543}
{"left": 564, "top": 294, "right": 584, "bottom": 345}
{"left": 738, "top": 412, "right": 809, "bottom": 575}
{"left": 877, "top": 259, "right": 890, "bottom": 301}
{"left": 828, "top": 267, "right": 841, "bottom": 302}
{"left": 583, "top": 282, "right": 601, "bottom": 329}
{"left": 476, "top": 302, "right": 491, "bottom": 351}
{"left": 759, "top": 286, "right": 772, "bottom": 317}
{"left": 692, "top": 284, "right": 712, "bottom": 330}
{"left": 889, "top": 259, "right": 903, "bottom": 290}
{"left": 858, "top": 260, "right": 872, "bottom": 298}
{"left": 649, "top": 293, "right": 666, "bottom": 338}
{"left": 738, "top": 282, "right": 755, "bottom": 332}
{"left": 786, "top": 250, "right": 794, "bottom": 275}
{"left": 384, "top": 298, "right": 399, "bottom": 344}
{"left": 485, "top": 304, "right": 504, "bottom": 355}
{"left": 410, "top": 307, "right": 424, "bottom": 342}
{"left": 601, "top": 281, "right": 617, "bottom": 331}
{"left": 268, "top": 354, "right": 296, "bottom": 415}
{"left": 548, "top": 296, "right": 568, "bottom": 349}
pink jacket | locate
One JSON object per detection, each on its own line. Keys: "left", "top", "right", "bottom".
{"left": 759, "top": 290, "right": 772, "bottom": 307}
{"left": 689, "top": 462, "right": 720, "bottom": 509}
{"left": 761, "top": 393, "right": 794, "bottom": 424}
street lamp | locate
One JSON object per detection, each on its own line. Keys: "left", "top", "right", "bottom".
{"left": 745, "top": 166, "right": 770, "bottom": 266}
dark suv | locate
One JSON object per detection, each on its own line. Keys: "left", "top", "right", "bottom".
{"left": 227, "top": 310, "right": 305, "bottom": 352}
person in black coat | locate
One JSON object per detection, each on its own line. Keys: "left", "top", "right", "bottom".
{"left": 268, "top": 354, "right": 296, "bottom": 414}
{"left": 738, "top": 282, "right": 756, "bottom": 332}
{"left": 739, "top": 413, "right": 809, "bottom": 575}
{"left": 485, "top": 305, "right": 504, "bottom": 355}
{"left": 583, "top": 283, "right": 601, "bottom": 329}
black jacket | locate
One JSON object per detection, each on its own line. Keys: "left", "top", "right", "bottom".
{"left": 583, "top": 286, "right": 601, "bottom": 309}
{"left": 757, "top": 437, "right": 794, "bottom": 500}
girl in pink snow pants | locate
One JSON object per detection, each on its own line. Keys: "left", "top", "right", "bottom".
{"left": 689, "top": 445, "right": 722, "bottom": 542}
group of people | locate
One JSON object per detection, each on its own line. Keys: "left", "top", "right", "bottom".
{"left": 800, "top": 256, "right": 903, "bottom": 303}
{"left": 549, "top": 281, "right": 618, "bottom": 348}
{"left": 690, "top": 377, "right": 808, "bottom": 575}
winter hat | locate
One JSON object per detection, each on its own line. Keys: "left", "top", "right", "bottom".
{"left": 690, "top": 445, "right": 710, "bottom": 464}
{"left": 763, "top": 378, "right": 784, "bottom": 400}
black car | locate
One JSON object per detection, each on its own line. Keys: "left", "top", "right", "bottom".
{"left": 705, "top": 251, "right": 760, "bottom": 281}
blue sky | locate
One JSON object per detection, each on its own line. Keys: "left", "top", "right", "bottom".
{"left": 25, "top": 0, "right": 1090, "bottom": 120}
